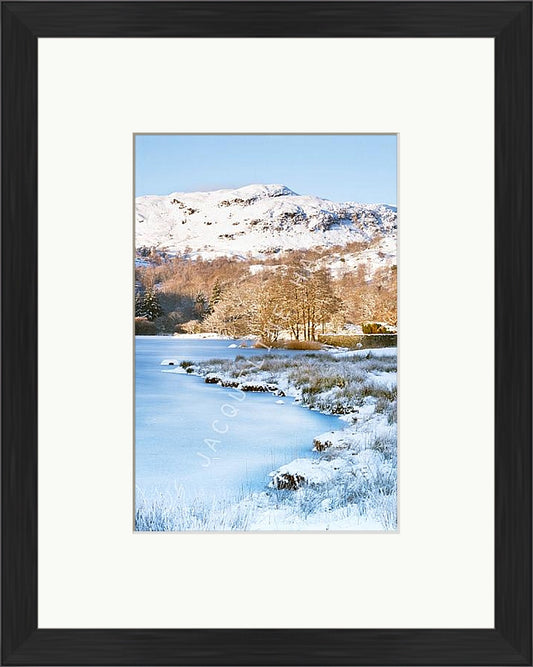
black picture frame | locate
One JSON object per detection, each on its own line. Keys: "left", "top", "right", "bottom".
{"left": 2, "top": 2, "right": 531, "bottom": 665}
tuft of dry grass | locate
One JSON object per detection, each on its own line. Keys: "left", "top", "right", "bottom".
{"left": 267, "top": 340, "right": 323, "bottom": 351}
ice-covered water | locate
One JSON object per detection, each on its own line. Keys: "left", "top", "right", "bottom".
{"left": 135, "top": 336, "right": 343, "bottom": 505}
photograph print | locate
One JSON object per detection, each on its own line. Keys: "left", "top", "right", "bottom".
{"left": 135, "top": 134, "right": 397, "bottom": 531}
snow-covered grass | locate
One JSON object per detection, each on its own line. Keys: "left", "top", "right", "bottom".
{"left": 135, "top": 489, "right": 255, "bottom": 531}
{"left": 263, "top": 458, "right": 397, "bottom": 530}
{"left": 136, "top": 350, "right": 397, "bottom": 531}
{"left": 183, "top": 351, "right": 397, "bottom": 415}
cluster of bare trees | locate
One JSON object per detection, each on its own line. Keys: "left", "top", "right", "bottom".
{"left": 202, "top": 261, "right": 339, "bottom": 343}
{"left": 337, "top": 264, "right": 397, "bottom": 327}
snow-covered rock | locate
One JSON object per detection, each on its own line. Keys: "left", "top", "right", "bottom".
{"left": 313, "top": 428, "right": 359, "bottom": 452}
{"left": 203, "top": 373, "right": 277, "bottom": 393}
{"left": 269, "top": 457, "right": 350, "bottom": 489}
{"left": 239, "top": 381, "right": 277, "bottom": 393}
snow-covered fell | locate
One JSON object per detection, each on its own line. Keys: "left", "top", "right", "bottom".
{"left": 136, "top": 184, "right": 397, "bottom": 262}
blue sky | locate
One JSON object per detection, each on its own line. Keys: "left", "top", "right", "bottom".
{"left": 135, "top": 134, "right": 397, "bottom": 204}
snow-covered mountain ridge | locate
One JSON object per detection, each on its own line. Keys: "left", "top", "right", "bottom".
{"left": 136, "top": 183, "right": 397, "bottom": 262}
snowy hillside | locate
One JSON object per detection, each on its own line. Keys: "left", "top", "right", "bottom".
{"left": 136, "top": 184, "right": 397, "bottom": 264}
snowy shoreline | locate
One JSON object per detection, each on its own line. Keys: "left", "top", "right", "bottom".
{"left": 172, "top": 332, "right": 250, "bottom": 340}
{"left": 141, "top": 349, "right": 397, "bottom": 531}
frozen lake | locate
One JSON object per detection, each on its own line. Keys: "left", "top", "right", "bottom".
{"left": 135, "top": 336, "right": 343, "bottom": 506}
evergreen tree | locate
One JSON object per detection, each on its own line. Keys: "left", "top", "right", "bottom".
{"left": 194, "top": 292, "right": 208, "bottom": 319}
{"left": 135, "top": 292, "right": 146, "bottom": 318}
{"left": 140, "top": 288, "right": 163, "bottom": 321}
{"left": 209, "top": 280, "right": 223, "bottom": 313}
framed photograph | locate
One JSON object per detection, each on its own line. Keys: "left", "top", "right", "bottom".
{"left": 134, "top": 133, "right": 398, "bottom": 533}
{"left": 2, "top": 1, "right": 531, "bottom": 665}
